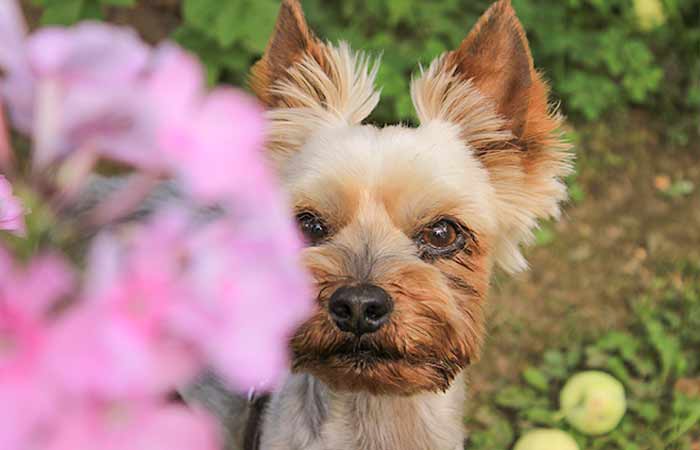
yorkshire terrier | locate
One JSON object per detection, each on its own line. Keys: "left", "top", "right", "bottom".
{"left": 243, "top": 0, "right": 572, "bottom": 448}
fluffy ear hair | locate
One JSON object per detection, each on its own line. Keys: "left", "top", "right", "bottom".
{"left": 249, "top": 0, "right": 380, "bottom": 165}
{"left": 411, "top": 0, "right": 572, "bottom": 273}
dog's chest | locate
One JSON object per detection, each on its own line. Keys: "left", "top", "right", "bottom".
{"left": 319, "top": 389, "right": 466, "bottom": 450}
{"left": 259, "top": 373, "right": 467, "bottom": 450}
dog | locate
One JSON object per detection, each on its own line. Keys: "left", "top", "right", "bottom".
{"left": 243, "top": 0, "right": 572, "bottom": 448}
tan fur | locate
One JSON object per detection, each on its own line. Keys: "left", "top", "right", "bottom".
{"left": 250, "top": 0, "right": 380, "bottom": 169}
{"left": 249, "top": 1, "right": 573, "bottom": 448}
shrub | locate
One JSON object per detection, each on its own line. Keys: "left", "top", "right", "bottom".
{"left": 29, "top": 0, "right": 700, "bottom": 131}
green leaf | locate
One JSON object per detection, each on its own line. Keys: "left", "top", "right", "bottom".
{"left": 183, "top": 0, "right": 221, "bottom": 34}
{"left": 99, "top": 0, "right": 135, "bottom": 5}
{"left": 533, "top": 224, "right": 555, "bottom": 246}
{"left": 542, "top": 350, "right": 569, "bottom": 379}
{"left": 39, "top": 0, "right": 85, "bottom": 25}
{"left": 644, "top": 317, "right": 682, "bottom": 382}
{"left": 494, "top": 386, "right": 542, "bottom": 410}
{"left": 664, "top": 180, "right": 695, "bottom": 198}
{"left": 523, "top": 367, "right": 550, "bottom": 392}
{"left": 628, "top": 400, "right": 661, "bottom": 423}
{"left": 213, "top": 1, "right": 247, "bottom": 48}
{"left": 387, "top": 0, "right": 412, "bottom": 25}
{"left": 521, "top": 407, "right": 561, "bottom": 426}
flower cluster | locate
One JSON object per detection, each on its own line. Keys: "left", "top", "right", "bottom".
{"left": 0, "top": 1, "right": 311, "bottom": 449}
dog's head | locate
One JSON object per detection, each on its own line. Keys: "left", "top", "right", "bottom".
{"left": 250, "top": 0, "right": 571, "bottom": 395}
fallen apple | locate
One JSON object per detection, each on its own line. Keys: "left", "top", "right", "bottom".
{"left": 559, "top": 370, "right": 626, "bottom": 435}
{"left": 513, "top": 428, "right": 579, "bottom": 450}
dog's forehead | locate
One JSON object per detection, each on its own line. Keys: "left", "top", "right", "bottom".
{"left": 282, "top": 121, "right": 498, "bottom": 233}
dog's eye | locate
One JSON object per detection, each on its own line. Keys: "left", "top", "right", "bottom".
{"left": 297, "top": 212, "right": 329, "bottom": 244}
{"left": 421, "top": 219, "right": 458, "bottom": 248}
{"left": 417, "top": 218, "right": 468, "bottom": 258}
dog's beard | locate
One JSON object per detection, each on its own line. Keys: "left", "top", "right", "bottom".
{"left": 289, "top": 278, "right": 480, "bottom": 395}
{"left": 290, "top": 330, "right": 468, "bottom": 395}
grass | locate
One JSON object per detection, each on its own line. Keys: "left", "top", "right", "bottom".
{"left": 465, "top": 259, "right": 700, "bottom": 450}
{"left": 464, "top": 115, "right": 700, "bottom": 450}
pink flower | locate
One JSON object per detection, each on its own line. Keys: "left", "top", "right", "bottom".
{"left": 45, "top": 400, "right": 220, "bottom": 450}
{"left": 0, "top": 0, "right": 34, "bottom": 132}
{"left": 1, "top": 2, "right": 270, "bottom": 204}
{"left": 0, "top": 8, "right": 158, "bottom": 168}
{"left": 0, "top": 175, "right": 26, "bottom": 235}
{"left": 158, "top": 87, "right": 267, "bottom": 202}
{"left": 26, "top": 23, "right": 149, "bottom": 83}
{"left": 46, "top": 221, "right": 199, "bottom": 399}
{"left": 0, "top": 0, "right": 26, "bottom": 71}
{"left": 0, "top": 251, "right": 74, "bottom": 449}
{"left": 147, "top": 43, "right": 204, "bottom": 125}
{"left": 25, "top": 23, "right": 153, "bottom": 168}
{"left": 171, "top": 215, "right": 312, "bottom": 391}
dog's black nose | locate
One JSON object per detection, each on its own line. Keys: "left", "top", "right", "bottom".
{"left": 328, "top": 284, "right": 393, "bottom": 336}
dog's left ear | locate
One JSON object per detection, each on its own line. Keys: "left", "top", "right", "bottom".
{"left": 412, "top": 0, "right": 572, "bottom": 272}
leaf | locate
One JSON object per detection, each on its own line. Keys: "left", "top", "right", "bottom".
{"left": 542, "top": 350, "right": 569, "bottom": 379}
{"left": 644, "top": 317, "right": 682, "bottom": 382}
{"left": 468, "top": 407, "right": 516, "bottom": 448}
{"left": 387, "top": 0, "right": 412, "bottom": 25}
{"left": 39, "top": 0, "right": 85, "bottom": 25}
{"left": 494, "top": 386, "right": 541, "bottom": 410}
{"left": 100, "top": 0, "right": 135, "bottom": 5}
{"left": 523, "top": 367, "right": 550, "bottom": 392}
{"left": 628, "top": 399, "right": 661, "bottom": 423}
{"left": 521, "top": 407, "right": 561, "bottom": 426}
{"left": 213, "top": 1, "right": 245, "bottom": 48}
{"left": 235, "top": 0, "right": 279, "bottom": 53}
{"left": 534, "top": 224, "right": 555, "bottom": 246}
{"left": 183, "top": 0, "right": 221, "bottom": 34}
{"left": 606, "top": 356, "right": 634, "bottom": 386}
{"left": 664, "top": 180, "right": 695, "bottom": 198}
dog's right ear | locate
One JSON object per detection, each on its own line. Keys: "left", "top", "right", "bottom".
{"left": 249, "top": 0, "right": 327, "bottom": 107}
{"left": 249, "top": 0, "right": 379, "bottom": 115}
{"left": 249, "top": 0, "right": 380, "bottom": 165}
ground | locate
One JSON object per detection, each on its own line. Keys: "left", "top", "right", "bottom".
{"left": 470, "top": 111, "right": 700, "bottom": 401}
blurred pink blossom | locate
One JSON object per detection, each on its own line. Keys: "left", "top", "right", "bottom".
{"left": 175, "top": 215, "right": 311, "bottom": 391}
{"left": 158, "top": 88, "right": 266, "bottom": 202}
{"left": 0, "top": 1, "right": 313, "bottom": 448}
{"left": 0, "top": 175, "right": 26, "bottom": 235}
{"left": 0, "top": 251, "right": 73, "bottom": 449}
{"left": 1, "top": 9, "right": 270, "bottom": 201}
{"left": 46, "top": 220, "right": 198, "bottom": 399}
{"left": 45, "top": 401, "right": 219, "bottom": 450}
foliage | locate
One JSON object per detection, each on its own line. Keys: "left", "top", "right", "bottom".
{"left": 30, "top": 0, "right": 700, "bottom": 132}
{"left": 31, "top": 0, "right": 136, "bottom": 24}
{"left": 465, "top": 260, "right": 700, "bottom": 450}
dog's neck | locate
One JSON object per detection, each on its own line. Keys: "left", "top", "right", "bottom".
{"left": 260, "top": 372, "right": 467, "bottom": 450}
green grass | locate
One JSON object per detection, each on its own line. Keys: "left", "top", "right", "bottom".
{"left": 465, "top": 260, "right": 700, "bottom": 450}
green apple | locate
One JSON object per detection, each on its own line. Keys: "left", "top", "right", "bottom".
{"left": 559, "top": 370, "right": 626, "bottom": 435}
{"left": 513, "top": 428, "right": 579, "bottom": 450}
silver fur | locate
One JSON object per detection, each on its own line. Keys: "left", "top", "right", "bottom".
{"left": 259, "top": 372, "right": 467, "bottom": 450}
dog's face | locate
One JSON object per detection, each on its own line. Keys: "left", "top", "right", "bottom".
{"left": 250, "top": 0, "right": 571, "bottom": 395}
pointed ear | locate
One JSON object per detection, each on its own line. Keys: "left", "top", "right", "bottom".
{"left": 444, "top": 0, "right": 536, "bottom": 138}
{"left": 412, "top": 0, "right": 555, "bottom": 150}
{"left": 411, "top": 0, "right": 572, "bottom": 273}
{"left": 249, "top": 0, "right": 378, "bottom": 117}
{"left": 249, "top": 0, "right": 327, "bottom": 107}
{"left": 249, "top": 0, "right": 380, "bottom": 165}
